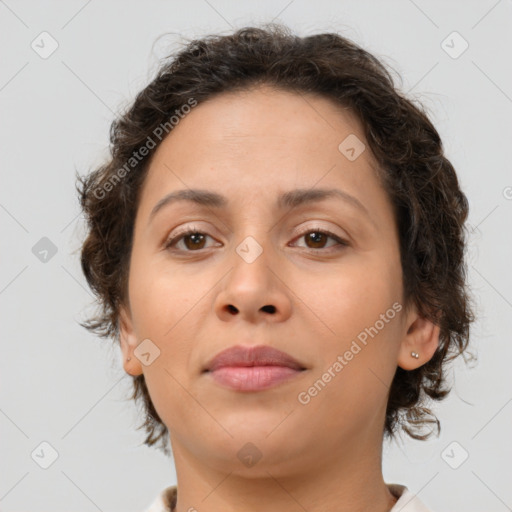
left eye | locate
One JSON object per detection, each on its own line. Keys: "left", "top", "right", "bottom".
{"left": 290, "top": 228, "right": 348, "bottom": 251}
{"left": 164, "top": 228, "right": 348, "bottom": 252}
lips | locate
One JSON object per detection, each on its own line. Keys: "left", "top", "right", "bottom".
{"left": 204, "top": 344, "right": 306, "bottom": 372}
{"left": 203, "top": 344, "right": 307, "bottom": 392}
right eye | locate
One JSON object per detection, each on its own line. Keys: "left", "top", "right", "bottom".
{"left": 164, "top": 226, "right": 218, "bottom": 252}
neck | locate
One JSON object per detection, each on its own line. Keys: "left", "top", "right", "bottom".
{"left": 169, "top": 432, "right": 397, "bottom": 512}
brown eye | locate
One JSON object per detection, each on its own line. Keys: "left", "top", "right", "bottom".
{"left": 292, "top": 228, "right": 348, "bottom": 252}
{"left": 165, "top": 228, "right": 214, "bottom": 251}
{"left": 164, "top": 227, "right": 348, "bottom": 254}
{"left": 305, "top": 231, "right": 329, "bottom": 249}
{"left": 181, "top": 232, "right": 207, "bottom": 250}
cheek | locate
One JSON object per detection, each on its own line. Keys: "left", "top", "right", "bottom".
{"left": 298, "top": 255, "right": 403, "bottom": 403}
{"left": 306, "top": 256, "right": 402, "bottom": 339}
{"left": 128, "top": 260, "right": 201, "bottom": 429}
{"left": 128, "top": 252, "right": 194, "bottom": 337}
{"left": 128, "top": 252, "right": 209, "bottom": 378}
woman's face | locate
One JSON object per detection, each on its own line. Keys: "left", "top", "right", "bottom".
{"left": 119, "top": 85, "right": 435, "bottom": 476}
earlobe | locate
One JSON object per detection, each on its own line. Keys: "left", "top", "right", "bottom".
{"left": 118, "top": 305, "right": 144, "bottom": 377}
{"left": 397, "top": 311, "right": 440, "bottom": 371}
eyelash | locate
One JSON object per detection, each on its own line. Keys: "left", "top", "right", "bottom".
{"left": 164, "top": 225, "right": 349, "bottom": 253}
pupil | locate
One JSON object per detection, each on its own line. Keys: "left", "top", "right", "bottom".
{"left": 308, "top": 232, "right": 325, "bottom": 248}
{"left": 187, "top": 233, "right": 204, "bottom": 249}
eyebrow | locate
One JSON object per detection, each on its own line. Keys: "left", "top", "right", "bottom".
{"left": 148, "top": 187, "right": 375, "bottom": 226}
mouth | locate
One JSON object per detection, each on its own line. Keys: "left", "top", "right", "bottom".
{"left": 203, "top": 344, "right": 307, "bottom": 392}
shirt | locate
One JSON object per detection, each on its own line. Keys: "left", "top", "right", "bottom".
{"left": 143, "top": 483, "right": 434, "bottom": 511}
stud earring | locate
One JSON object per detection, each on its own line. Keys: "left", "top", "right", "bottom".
{"left": 411, "top": 351, "right": 419, "bottom": 359}
{"left": 127, "top": 357, "right": 131, "bottom": 362}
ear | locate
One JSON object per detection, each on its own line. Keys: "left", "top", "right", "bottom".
{"left": 397, "top": 304, "right": 440, "bottom": 371}
{"left": 119, "top": 304, "right": 143, "bottom": 377}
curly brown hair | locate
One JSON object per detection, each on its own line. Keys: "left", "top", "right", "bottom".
{"left": 76, "top": 23, "right": 475, "bottom": 455}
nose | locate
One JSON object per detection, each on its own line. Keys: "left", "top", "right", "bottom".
{"left": 213, "top": 240, "right": 293, "bottom": 324}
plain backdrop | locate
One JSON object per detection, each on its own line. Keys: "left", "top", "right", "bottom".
{"left": 1, "top": 1, "right": 511, "bottom": 511}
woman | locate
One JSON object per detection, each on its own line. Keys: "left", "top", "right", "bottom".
{"left": 77, "top": 23, "right": 474, "bottom": 512}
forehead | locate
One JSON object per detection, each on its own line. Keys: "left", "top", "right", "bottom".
{"left": 166, "top": 85, "right": 366, "bottom": 154}
{"left": 136, "top": 85, "right": 388, "bottom": 222}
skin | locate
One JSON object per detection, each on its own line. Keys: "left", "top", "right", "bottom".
{"left": 119, "top": 85, "right": 440, "bottom": 512}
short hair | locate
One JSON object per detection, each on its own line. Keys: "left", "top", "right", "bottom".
{"left": 76, "top": 23, "right": 475, "bottom": 455}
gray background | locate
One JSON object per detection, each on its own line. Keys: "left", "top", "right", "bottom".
{"left": 1, "top": 1, "right": 511, "bottom": 511}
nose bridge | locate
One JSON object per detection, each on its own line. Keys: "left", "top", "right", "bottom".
{"left": 231, "top": 223, "right": 274, "bottom": 285}
{"left": 213, "top": 213, "right": 292, "bottom": 322}
{"left": 231, "top": 201, "right": 274, "bottom": 260}
{"left": 231, "top": 198, "right": 284, "bottom": 268}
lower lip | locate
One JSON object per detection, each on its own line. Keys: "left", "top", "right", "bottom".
{"left": 207, "top": 366, "right": 304, "bottom": 391}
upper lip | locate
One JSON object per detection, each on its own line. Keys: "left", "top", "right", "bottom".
{"left": 204, "top": 344, "right": 306, "bottom": 372}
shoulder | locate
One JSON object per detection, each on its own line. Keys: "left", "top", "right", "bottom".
{"left": 388, "top": 483, "right": 435, "bottom": 512}
{"left": 143, "top": 485, "right": 177, "bottom": 512}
